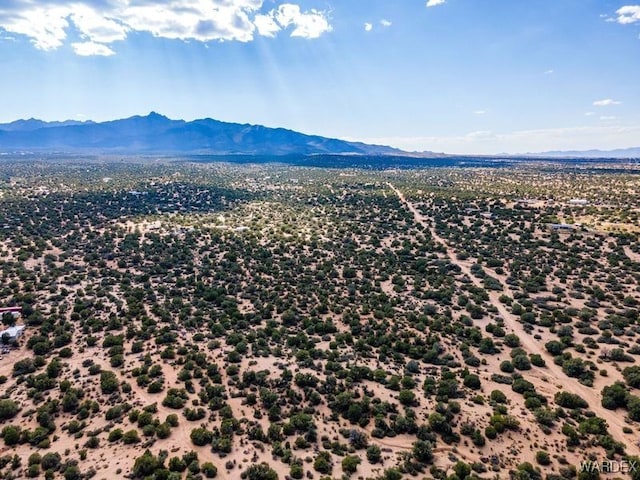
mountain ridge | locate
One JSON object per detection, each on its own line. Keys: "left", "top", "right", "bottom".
{"left": 522, "top": 146, "right": 640, "bottom": 159}
{"left": 0, "top": 112, "right": 405, "bottom": 156}
{"left": 1, "top": 113, "right": 638, "bottom": 158}
{"left": 0, "top": 118, "right": 95, "bottom": 132}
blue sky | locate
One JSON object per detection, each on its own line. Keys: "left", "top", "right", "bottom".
{"left": 0, "top": 0, "right": 639, "bottom": 154}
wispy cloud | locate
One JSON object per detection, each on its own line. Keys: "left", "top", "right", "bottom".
{"left": 600, "top": 116, "right": 617, "bottom": 121}
{"left": 473, "top": 110, "right": 487, "bottom": 115}
{"left": 426, "top": 0, "right": 446, "bottom": 7}
{"left": 71, "top": 41, "right": 115, "bottom": 57}
{"left": 255, "top": 13, "right": 282, "bottom": 38}
{"left": 593, "top": 98, "right": 621, "bottom": 106}
{"left": 363, "top": 19, "right": 391, "bottom": 32}
{"left": 544, "top": 69, "right": 554, "bottom": 75}
{"left": 0, "top": 1, "right": 332, "bottom": 56}
{"left": 271, "top": 4, "right": 332, "bottom": 39}
{"left": 615, "top": 5, "right": 640, "bottom": 24}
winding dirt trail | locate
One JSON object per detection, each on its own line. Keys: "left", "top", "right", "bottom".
{"left": 387, "top": 182, "right": 638, "bottom": 455}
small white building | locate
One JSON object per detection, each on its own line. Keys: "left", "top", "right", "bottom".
{"left": 0, "top": 325, "right": 25, "bottom": 343}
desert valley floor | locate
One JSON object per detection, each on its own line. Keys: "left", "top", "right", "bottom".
{"left": 0, "top": 158, "right": 639, "bottom": 480}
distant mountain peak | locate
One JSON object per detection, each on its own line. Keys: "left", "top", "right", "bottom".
{"left": 524, "top": 146, "right": 640, "bottom": 159}
{"left": 0, "top": 113, "right": 404, "bottom": 156}
{"left": 147, "top": 111, "right": 169, "bottom": 119}
{"left": 0, "top": 118, "right": 94, "bottom": 132}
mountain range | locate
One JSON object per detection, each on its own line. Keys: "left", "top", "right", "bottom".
{"left": 0, "top": 113, "right": 638, "bottom": 159}
{"left": 524, "top": 147, "right": 640, "bottom": 159}
{"left": 0, "top": 112, "right": 402, "bottom": 156}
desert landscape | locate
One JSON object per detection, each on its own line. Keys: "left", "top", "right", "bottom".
{"left": 1, "top": 0, "right": 638, "bottom": 477}
{"left": 0, "top": 158, "right": 638, "bottom": 479}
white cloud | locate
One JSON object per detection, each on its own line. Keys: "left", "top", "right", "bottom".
{"left": 600, "top": 116, "right": 617, "bottom": 121}
{"left": 585, "top": 112, "right": 595, "bottom": 116}
{"left": 0, "top": 1, "right": 332, "bottom": 55}
{"left": 0, "top": 4, "right": 71, "bottom": 51}
{"left": 274, "top": 4, "right": 332, "bottom": 39}
{"left": 473, "top": 110, "right": 487, "bottom": 115}
{"left": 71, "top": 41, "right": 115, "bottom": 56}
{"left": 71, "top": 5, "right": 128, "bottom": 44}
{"left": 119, "top": 1, "right": 260, "bottom": 43}
{"left": 426, "top": 0, "right": 446, "bottom": 7}
{"left": 593, "top": 98, "right": 621, "bottom": 106}
{"left": 254, "top": 13, "right": 281, "bottom": 37}
{"left": 616, "top": 5, "right": 640, "bottom": 24}
{"left": 544, "top": 69, "right": 554, "bottom": 75}
{"left": 364, "top": 19, "right": 390, "bottom": 32}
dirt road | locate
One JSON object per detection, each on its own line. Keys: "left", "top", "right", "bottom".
{"left": 387, "top": 182, "right": 638, "bottom": 455}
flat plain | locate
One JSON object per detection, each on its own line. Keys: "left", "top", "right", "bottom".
{"left": 0, "top": 157, "right": 639, "bottom": 480}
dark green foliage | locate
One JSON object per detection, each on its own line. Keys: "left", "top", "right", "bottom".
{"left": 529, "top": 354, "right": 545, "bottom": 367}
{"left": 0, "top": 399, "right": 20, "bottom": 420}
{"left": 412, "top": 439, "right": 434, "bottom": 464}
{"left": 512, "top": 355, "right": 531, "bottom": 371}
{"left": 579, "top": 417, "right": 608, "bottom": 435}
{"left": 533, "top": 408, "right": 556, "bottom": 426}
{"left": 545, "top": 341, "right": 565, "bottom": 356}
{"left": 366, "top": 444, "right": 381, "bottom": 463}
{"left": 169, "top": 456, "right": 187, "bottom": 472}
{"left": 100, "top": 371, "right": 119, "bottom": 394}
{"left": 108, "top": 429, "right": 123, "bottom": 442}
{"left": 84, "top": 436, "right": 100, "bottom": 449}
{"left": 554, "top": 391, "right": 588, "bottom": 409}
{"left": 190, "top": 427, "right": 213, "bottom": 446}
{"left": 513, "top": 462, "right": 542, "bottom": 480}
{"left": 1, "top": 425, "right": 21, "bottom": 446}
{"left": 41, "top": 452, "right": 61, "bottom": 471}
{"left": 13, "top": 358, "right": 37, "bottom": 377}
{"left": 166, "top": 414, "right": 179, "bottom": 427}
{"left": 454, "top": 461, "right": 472, "bottom": 479}
{"left": 122, "top": 429, "right": 140, "bottom": 444}
{"left": 341, "top": 455, "right": 361, "bottom": 474}
{"left": 623, "top": 366, "right": 640, "bottom": 388}
{"left": 503, "top": 334, "right": 520, "bottom": 348}
{"left": 601, "top": 382, "right": 628, "bottom": 409}
{"left": 243, "top": 463, "right": 278, "bottom": 480}
{"left": 490, "top": 390, "right": 507, "bottom": 403}
{"left": 202, "top": 462, "right": 218, "bottom": 478}
{"left": 463, "top": 374, "right": 481, "bottom": 390}
{"left": 398, "top": 389, "right": 417, "bottom": 406}
{"left": 156, "top": 422, "right": 171, "bottom": 439}
{"left": 313, "top": 451, "right": 332, "bottom": 474}
{"left": 162, "top": 389, "right": 189, "bottom": 409}
{"left": 499, "top": 360, "right": 514, "bottom": 373}
{"left": 132, "top": 450, "right": 162, "bottom": 479}
{"left": 63, "top": 465, "right": 82, "bottom": 480}
{"left": 512, "top": 378, "right": 535, "bottom": 395}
